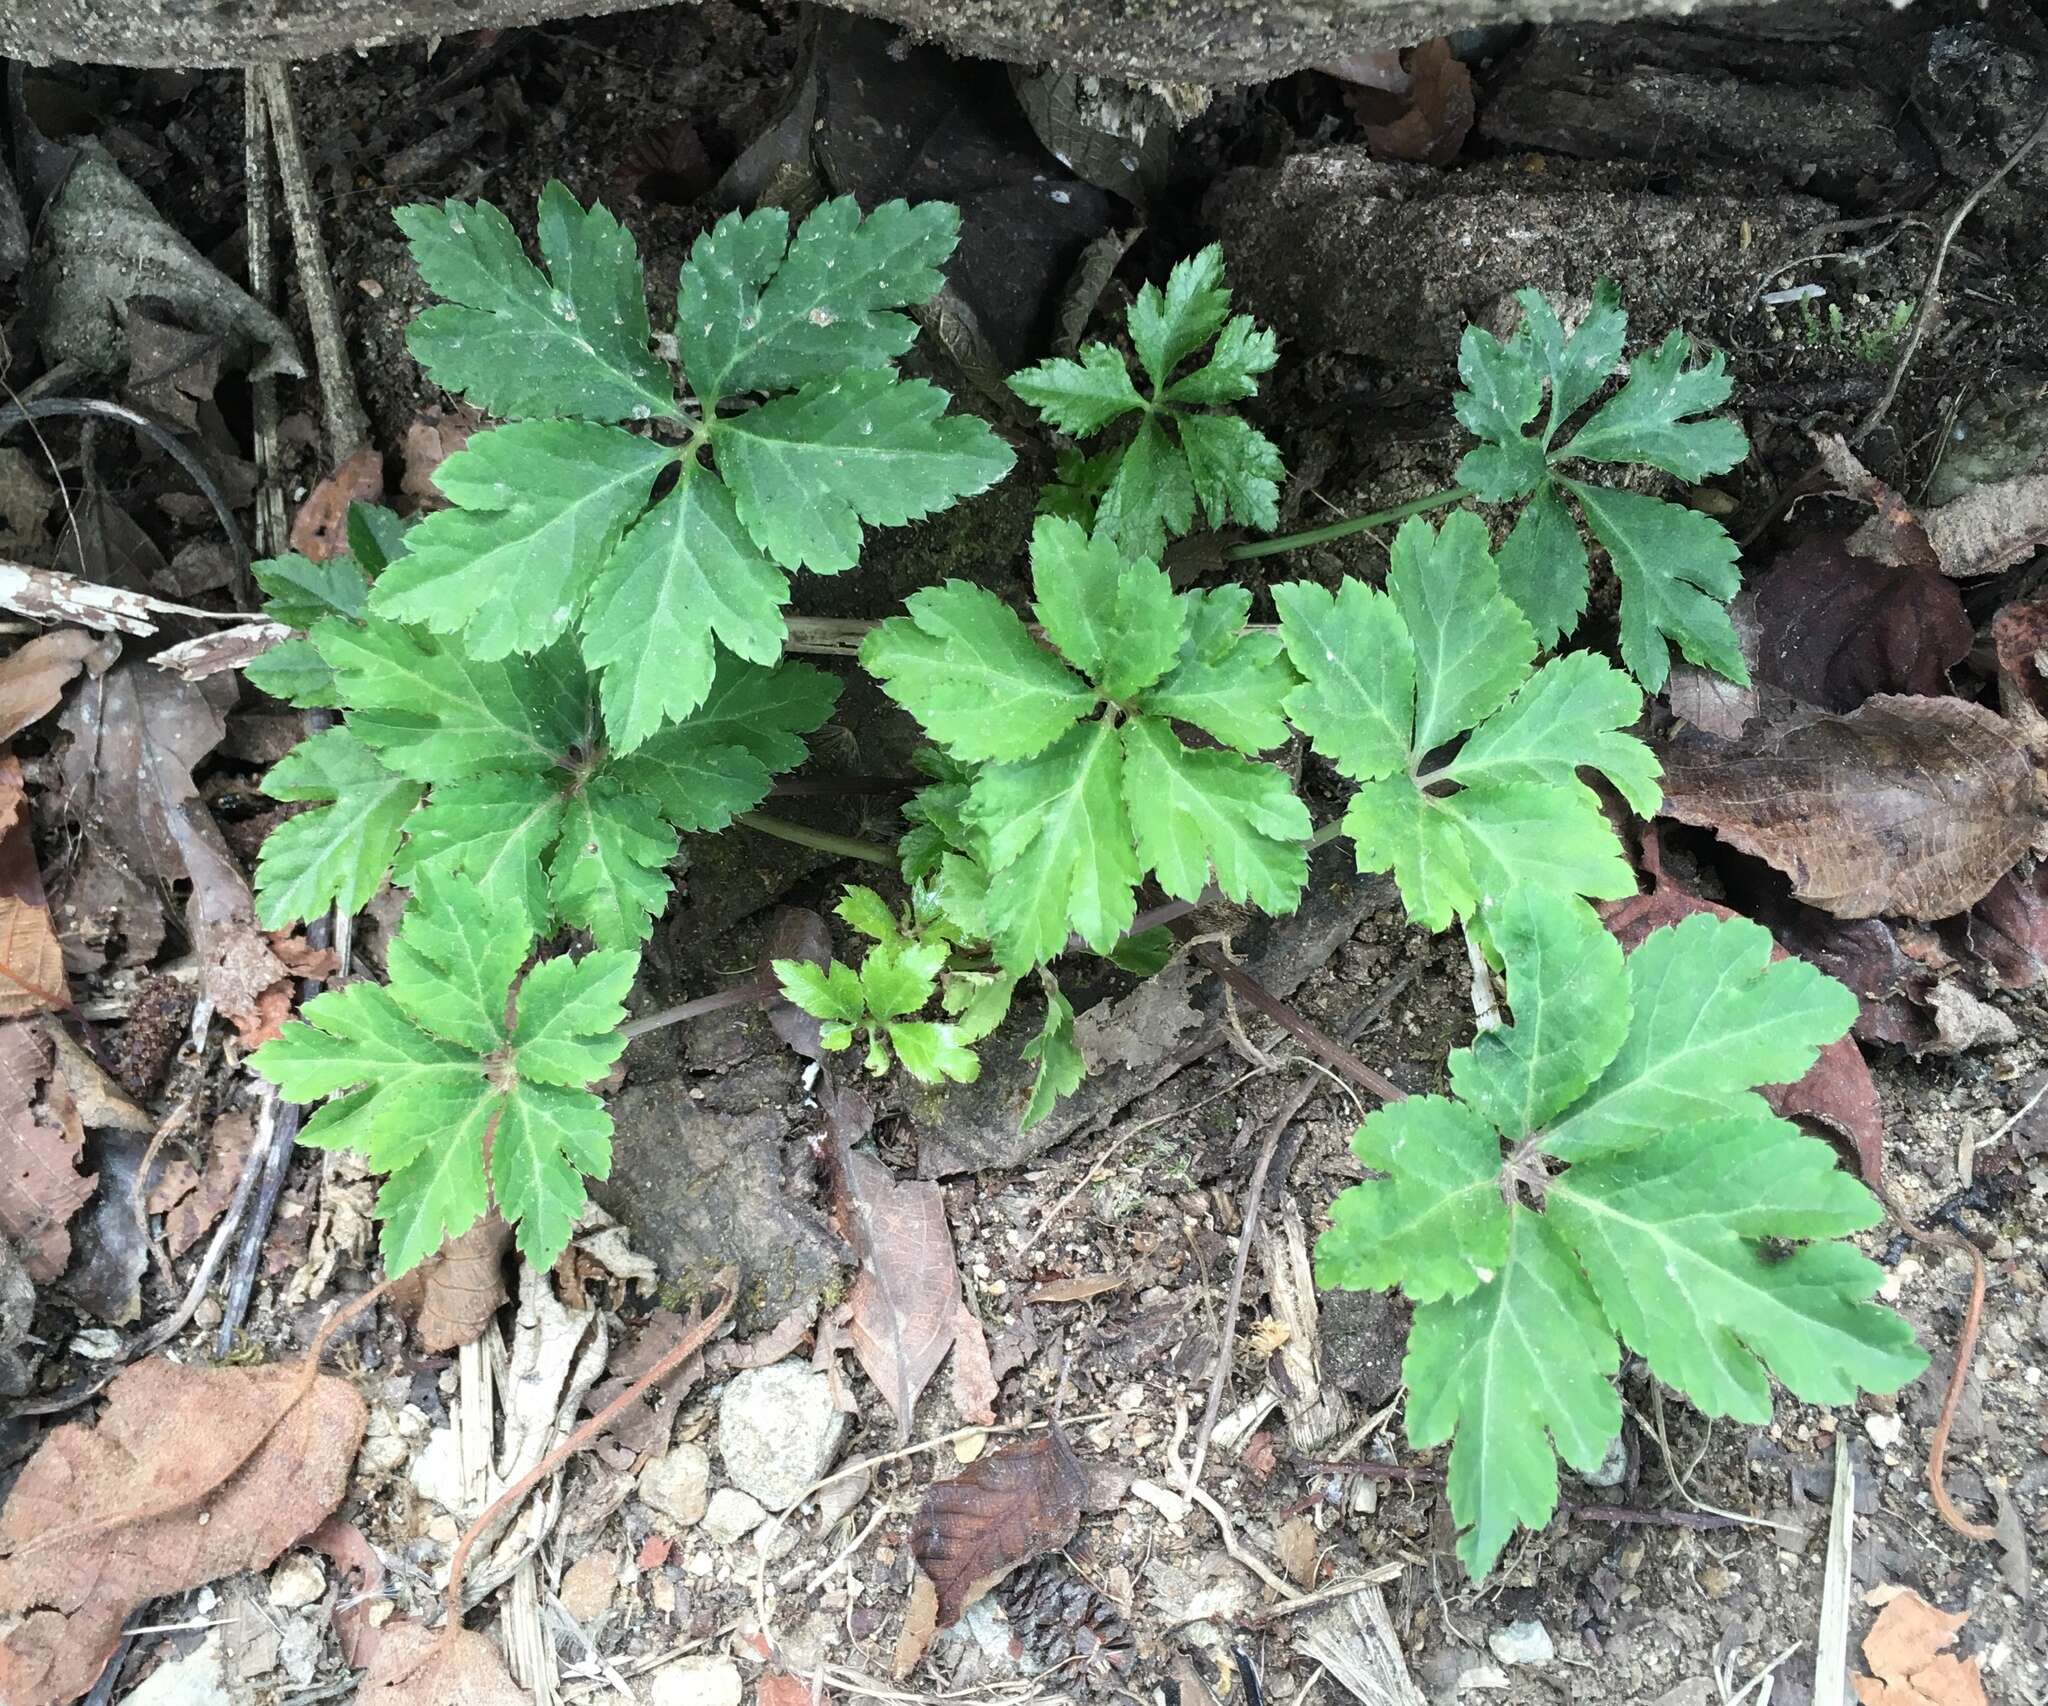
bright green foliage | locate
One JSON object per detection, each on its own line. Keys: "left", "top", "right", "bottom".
{"left": 383, "top": 185, "right": 1012, "bottom": 749}
{"left": 253, "top": 558, "right": 838, "bottom": 945}
{"left": 865, "top": 517, "right": 1307, "bottom": 972}
{"left": 1276, "top": 513, "right": 1657, "bottom": 931}
{"left": 1009, "top": 246, "right": 1282, "bottom": 561}
{"left": 1020, "top": 972, "right": 1085, "bottom": 1128}
{"left": 249, "top": 877, "right": 634, "bottom": 1273}
{"left": 1316, "top": 889, "right": 1924, "bottom": 1578}
{"left": 1451, "top": 283, "right": 1749, "bottom": 690}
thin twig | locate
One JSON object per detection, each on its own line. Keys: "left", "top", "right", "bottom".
{"left": 1852, "top": 101, "right": 2048, "bottom": 446}
{"left": 1186, "top": 940, "right": 1405, "bottom": 1105}
{"left": 242, "top": 73, "right": 288, "bottom": 564}
{"left": 1186, "top": 1076, "right": 1319, "bottom": 1493}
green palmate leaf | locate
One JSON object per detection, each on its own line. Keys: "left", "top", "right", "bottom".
{"left": 580, "top": 467, "right": 790, "bottom": 752}
{"left": 1341, "top": 776, "right": 1478, "bottom": 930}
{"left": 398, "top": 181, "right": 676, "bottom": 422}
{"left": 548, "top": 782, "right": 677, "bottom": 948}
{"left": 1315, "top": 1096, "right": 1508, "bottom": 1303}
{"left": 1273, "top": 579, "right": 1414, "bottom": 781}
{"left": 1317, "top": 895, "right": 1918, "bottom": 1579}
{"left": 888, "top": 1021, "right": 980, "bottom": 1085}
{"left": 254, "top": 727, "right": 424, "bottom": 929}
{"left": 1542, "top": 909, "right": 1860, "bottom": 1162}
{"left": 1447, "top": 886, "right": 1628, "bottom": 1136}
{"left": 1144, "top": 587, "right": 1296, "bottom": 754}
{"left": 1008, "top": 344, "right": 1146, "bottom": 435}
{"left": 1128, "top": 244, "right": 1234, "bottom": 389}
{"left": 775, "top": 959, "right": 866, "bottom": 1026}
{"left": 715, "top": 370, "right": 1015, "bottom": 574}
{"left": 863, "top": 580, "right": 1094, "bottom": 762}
{"left": 252, "top": 552, "right": 371, "bottom": 628}
{"left": 835, "top": 885, "right": 901, "bottom": 944}
{"left": 1440, "top": 781, "right": 1637, "bottom": 912}
{"left": 369, "top": 421, "right": 669, "bottom": 658}
{"left": 1178, "top": 412, "right": 1283, "bottom": 533}
{"left": 676, "top": 197, "right": 959, "bottom": 405}
{"left": 1028, "top": 517, "right": 1182, "bottom": 700}
{"left": 1568, "top": 481, "right": 1747, "bottom": 693}
{"left": 1021, "top": 973, "right": 1084, "bottom": 1128}
{"left": 1121, "top": 717, "right": 1309, "bottom": 911}
{"left": 1558, "top": 330, "right": 1747, "bottom": 480}
{"left": 251, "top": 884, "right": 628, "bottom": 1273}
{"left": 970, "top": 719, "right": 1138, "bottom": 969}
{"left": 346, "top": 502, "right": 410, "bottom": 574}
{"left": 1447, "top": 650, "right": 1661, "bottom": 818}
{"left": 1163, "top": 314, "right": 1279, "bottom": 406}
{"left": 245, "top": 637, "right": 339, "bottom": 709}
{"left": 397, "top": 771, "right": 565, "bottom": 929}
{"left": 1404, "top": 1213, "right": 1623, "bottom": 1579}
{"left": 859, "top": 937, "right": 949, "bottom": 1022}
{"left": 1512, "top": 281, "right": 1626, "bottom": 439}
{"left": 1452, "top": 326, "right": 1543, "bottom": 453}
{"left": 676, "top": 654, "right": 841, "bottom": 776}
{"left": 1091, "top": 414, "right": 1196, "bottom": 563}
{"left": 1549, "top": 1118, "right": 1925, "bottom": 1423}
{"left": 1386, "top": 510, "right": 1533, "bottom": 755}
{"left": 1493, "top": 482, "right": 1588, "bottom": 654}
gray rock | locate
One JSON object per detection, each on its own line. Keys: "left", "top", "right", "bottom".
{"left": 718, "top": 1361, "right": 851, "bottom": 1512}
{"left": 1487, "top": 1620, "right": 1555, "bottom": 1668}
{"left": 638, "top": 1441, "right": 711, "bottom": 1529}
{"left": 1580, "top": 1433, "right": 1629, "bottom": 1490}
{"left": 1207, "top": 154, "right": 1830, "bottom": 370}
{"left": 1319, "top": 1286, "right": 1410, "bottom": 1409}
{"left": 701, "top": 1486, "right": 767, "bottom": 1546}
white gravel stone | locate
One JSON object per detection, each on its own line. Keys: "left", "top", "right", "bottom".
{"left": 717, "top": 1360, "right": 850, "bottom": 1511}
{"left": 643, "top": 1655, "right": 742, "bottom": 1706}
{"left": 1487, "top": 1619, "right": 1555, "bottom": 1667}
{"left": 639, "top": 1440, "right": 712, "bottom": 1528}
{"left": 266, "top": 1552, "right": 326, "bottom": 1610}
{"left": 701, "top": 1486, "right": 766, "bottom": 1545}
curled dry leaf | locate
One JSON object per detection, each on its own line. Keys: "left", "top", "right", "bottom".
{"left": 1993, "top": 597, "right": 2048, "bottom": 749}
{"left": 910, "top": 1424, "right": 1087, "bottom": 1627}
{"left": 1818, "top": 429, "right": 2048, "bottom": 583}
{"left": 162, "top": 1110, "right": 257, "bottom": 1258}
{"left": 0, "top": 1358, "right": 365, "bottom": 1706}
{"left": 840, "top": 1149, "right": 961, "bottom": 1442}
{"left": 0, "top": 631, "right": 111, "bottom": 744}
{"left": 1964, "top": 863, "right": 2047, "bottom": 990}
{"left": 0, "top": 1021, "right": 91, "bottom": 1282}
{"left": 305, "top": 1517, "right": 387, "bottom": 1671}
{"left": 1601, "top": 882, "right": 1883, "bottom": 1184}
{"left": 951, "top": 1298, "right": 999, "bottom": 1427}
{"left": 400, "top": 405, "right": 483, "bottom": 511}
{"left": 892, "top": 1571, "right": 941, "bottom": 1681}
{"left": 1660, "top": 695, "right": 2047, "bottom": 921}
{"left": 358, "top": 1621, "right": 525, "bottom": 1705}
{"left": 1853, "top": 1588, "right": 1987, "bottom": 1706}
{"left": 388, "top": 1212, "right": 512, "bottom": 1353}
{"left": 1751, "top": 537, "right": 1970, "bottom": 712}
{"left": 0, "top": 756, "right": 70, "bottom": 1019}
{"left": 1342, "top": 39, "right": 1475, "bottom": 165}
{"left": 290, "top": 446, "right": 386, "bottom": 563}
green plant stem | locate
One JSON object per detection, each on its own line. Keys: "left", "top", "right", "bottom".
{"left": 738, "top": 811, "right": 895, "bottom": 866}
{"left": 1308, "top": 820, "right": 1349, "bottom": 851}
{"left": 1224, "top": 485, "right": 1471, "bottom": 561}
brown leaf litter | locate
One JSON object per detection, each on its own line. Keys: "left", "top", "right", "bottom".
{"left": 388, "top": 1212, "right": 512, "bottom": 1353}
{"left": 0, "top": 632, "right": 111, "bottom": 745}
{"left": 1853, "top": 1587, "right": 1988, "bottom": 1706}
{"left": 1818, "top": 429, "right": 2048, "bottom": 584}
{"left": 910, "top": 1424, "right": 1088, "bottom": 1627}
{"left": 0, "top": 1021, "right": 92, "bottom": 1282}
{"left": 144, "top": 1109, "right": 256, "bottom": 1258}
{"left": 0, "top": 755, "right": 71, "bottom": 1019}
{"left": 839, "top": 1147, "right": 961, "bottom": 1442}
{"left": 289, "top": 445, "right": 385, "bottom": 562}
{"left": 0, "top": 1356, "right": 366, "bottom": 1706}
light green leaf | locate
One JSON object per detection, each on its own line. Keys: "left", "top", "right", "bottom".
{"left": 1447, "top": 650, "right": 1661, "bottom": 818}
{"left": 369, "top": 421, "right": 669, "bottom": 657}
{"left": 670, "top": 654, "right": 840, "bottom": 776}
{"left": 1162, "top": 315, "right": 1278, "bottom": 406}
{"left": 1176, "top": 411, "right": 1283, "bottom": 534}
{"left": 1385, "top": 513, "right": 1534, "bottom": 755}
{"left": 1021, "top": 975, "right": 1084, "bottom": 1128}
{"left": 1403, "top": 1213, "right": 1622, "bottom": 1579}
{"left": 253, "top": 552, "right": 371, "bottom": 627}
{"left": 1121, "top": 717, "right": 1309, "bottom": 911}
{"left": 398, "top": 772, "right": 567, "bottom": 933}
{"left": 377, "top": 1105, "right": 495, "bottom": 1276}
{"left": 1448, "top": 889, "right": 1627, "bottom": 1137}
{"left": 397, "top": 182, "right": 676, "bottom": 421}
{"left": 1128, "top": 245, "right": 1233, "bottom": 391}
{"left": 942, "top": 969, "right": 1016, "bottom": 1043}
{"left": 250, "top": 981, "right": 477, "bottom": 1111}
{"left": 1273, "top": 578, "right": 1414, "bottom": 781}
{"left": 1143, "top": 599, "right": 1295, "bottom": 755}
{"left": 969, "top": 719, "right": 1138, "bottom": 970}
{"left": 582, "top": 467, "right": 789, "bottom": 749}
{"left": 548, "top": 780, "right": 678, "bottom": 947}
{"left": 511, "top": 950, "right": 636, "bottom": 1085}
{"left": 1441, "top": 781, "right": 1638, "bottom": 913}
{"left": 384, "top": 875, "right": 524, "bottom": 1054}
{"left": 1493, "top": 481, "right": 1589, "bottom": 650}
{"left": 1550, "top": 1118, "right": 1925, "bottom": 1422}
{"left": 1558, "top": 330, "right": 1748, "bottom": 480}
{"left": 861, "top": 580, "right": 1094, "bottom": 762}
{"left": 776, "top": 959, "right": 865, "bottom": 1025}
{"left": 859, "top": 937, "right": 949, "bottom": 1022}
{"left": 605, "top": 728, "right": 769, "bottom": 837}
{"left": 255, "top": 727, "right": 424, "bottom": 928}
{"left": 1007, "top": 343, "right": 1146, "bottom": 434}
{"left": 888, "top": 1021, "right": 980, "bottom": 1085}
{"left": 1543, "top": 910, "right": 1860, "bottom": 1162}
{"left": 1341, "top": 777, "right": 1477, "bottom": 932}
{"left": 1316, "top": 1096, "right": 1509, "bottom": 1303}
{"left": 1028, "top": 516, "right": 1183, "bottom": 700}
{"left": 1092, "top": 414, "right": 1195, "bottom": 564}
{"left": 1568, "top": 482, "right": 1747, "bottom": 693}
{"left": 676, "top": 197, "right": 959, "bottom": 404}
{"left": 491, "top": 1081, "right": 612, "bottom": 1267}
{"left": 715, "top": 370, "right": 1014, "bottom": 573}
{"left": 245, "top": 637, "right": 339, "bottom": 709}
{"left": 313, "top": 619, "right": 582, "bottom": 779}
{"left": 835, "top": 885, "right": 901, "bottom": 944}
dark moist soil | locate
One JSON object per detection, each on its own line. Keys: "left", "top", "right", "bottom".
{"left": 8, "top": 1, "right": 2048, "bottom": 1702}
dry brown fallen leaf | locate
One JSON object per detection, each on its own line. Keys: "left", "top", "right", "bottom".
{"left": 0, "top": 1357, "right": 366, "bottom": 1706}
{"left": 1819, "top": 429, "right": 2048, "bottom": 584}
{"left": 1024, "top": 1272, "right": 1124, "bottom": 1305}
{"left": 1343, "top": 38, "right": 1474, "bottom": 165}
{"left": 0, "top": 632, "right": 110, "bottom": 744}
{"left": 0, "top": 1022, "right": 91, "bottom": 1282}
{"left": 1853, "top": 1588, "right": 1987, "bottom": 1706}
{"left": 289, "top": 445, "right": 385, "bottom": 562}
{"left": 356, "top": 1620, "right": 524, "bottom": 1705}
{"left": 161, "top": 1111, "right": 257, "bottom": 1258}
{"left": 840, "top": 1148, "right": 961, "bottom": 1442}
{"left": 910, "top": 1425, "right": 1088, "bottom": 1627}
{"left": 1601, "top": 875, "right": 1883, "bottom": 1184}
{"left": 1660, "top": 694, "right": 2047, "bottom": 922}
{"left": 891, "top": 1572, "right": 940, "bottom": 1681}
{"left": 305, "top": 1516, "right": 386, "bottom": 1671}
{"left": 0, "top": 756, "right": 70, "bottom": 1019}
{"left": 1994, "top": 596, "right": 2048, "bottom": 750}
{"left": 950, "top": 1298, "right": 999, "bottom": 1427}
{"left": 758, "top": 1673, "right": 823, "bottom": 1706}
{"left": 388, "top": 1213, "right": 512, "bottom": 1353}
{"left": 399, "top": 406, "right": 482, "bottom": 513}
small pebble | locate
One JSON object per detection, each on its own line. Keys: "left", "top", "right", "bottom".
{"left": 1865, "top": 1412, "right": 1904, "bottom": 1451}
{"left": 702, "top": 1487, "right": 766, "bottom": 1546}
{"left": 639, "top": 1441, "right": 712, "bottom": 1528}
{"left": 644, "top": 1655, "right": 741, "bottom": 1706}
{"left": 267, "top": 1553, "right": 325, "bottom": 1610}
{"left": 1487, "top": 1619, "right": 1554, "bottom": 1667}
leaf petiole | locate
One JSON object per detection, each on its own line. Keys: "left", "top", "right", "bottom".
{"left": 1224, "top": 485, "right": 1471, "bottom": 561}
{"left": 738, "top": 811, "right": 896, "bottom": 866}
